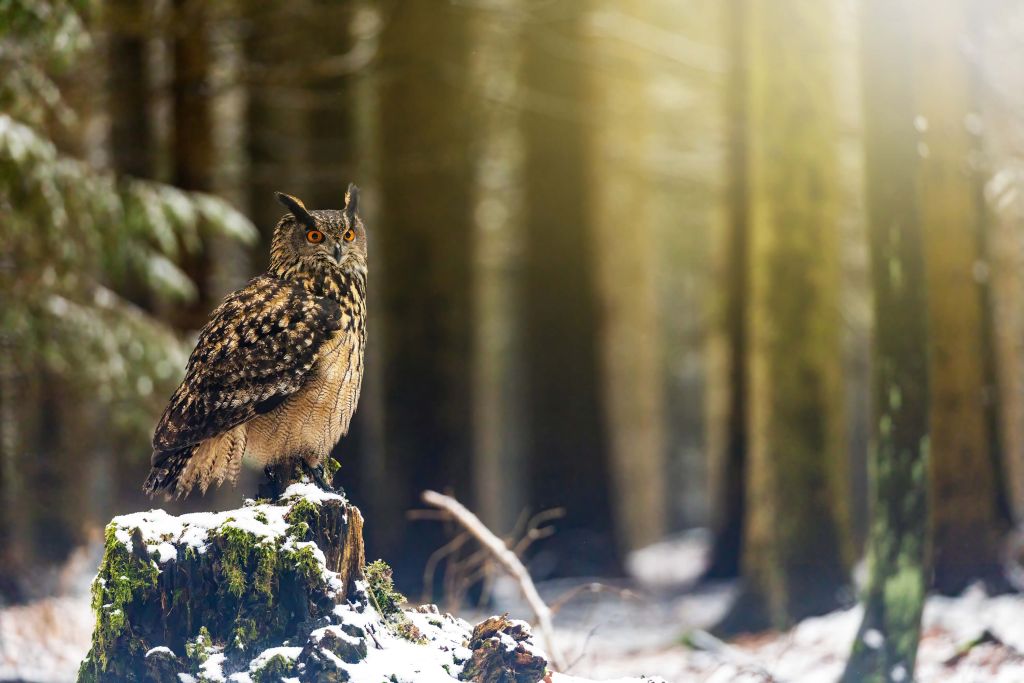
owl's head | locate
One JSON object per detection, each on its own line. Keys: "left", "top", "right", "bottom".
{"left": 268, "top": 184, "right": 366, "bottom": 293}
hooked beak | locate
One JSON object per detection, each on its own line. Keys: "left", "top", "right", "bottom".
{"left": 333, "top": 242, "right": 343, "bottom": 264}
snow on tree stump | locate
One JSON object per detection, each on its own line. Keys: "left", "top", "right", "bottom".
{"left": 76, "top": 484, "right": 552, "bottom": 682}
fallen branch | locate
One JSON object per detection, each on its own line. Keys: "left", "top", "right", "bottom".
{"left": 421, "top": 489, "right": 565, "bottom": 671}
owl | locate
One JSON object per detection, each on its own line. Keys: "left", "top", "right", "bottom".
{"left": 143, "top": 185, "right": 367, "bottom": 498}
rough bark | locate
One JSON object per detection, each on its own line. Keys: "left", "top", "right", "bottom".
{"left": 915, "top": 0, "right": 1013, "bottom": 595}
{"left": 587, "top": 0, "right": 668, "bottom": 552}
{"left": 841, "top": 0, "right": 929, "bottom": 678}
{"left": 703, "top": 0, "right": 750, "bottom": 580}
{"left": 719, "top": 0, "right": 850, "bottom": 633}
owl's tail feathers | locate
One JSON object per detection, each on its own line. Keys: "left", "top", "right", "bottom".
{"left": 143, "top": 445, "right": 195, "bottom": 498}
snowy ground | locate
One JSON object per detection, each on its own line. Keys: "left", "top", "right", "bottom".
{"left": 4, "top": 529, "right": 1024, "bottom": 682}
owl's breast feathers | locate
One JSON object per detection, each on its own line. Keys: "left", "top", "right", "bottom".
{"left": 145, "top": 274, "right": 364, "bottom": 496}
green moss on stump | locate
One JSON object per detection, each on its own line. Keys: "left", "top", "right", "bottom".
{"left": 77, "top": 490, "right": 362, "bottom": 682}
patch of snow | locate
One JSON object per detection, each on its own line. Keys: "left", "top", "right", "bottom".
{"left": 553, "top": 675, "right": 665, "bottom": 683}
{"left": 113, "top": 526, "right": 133, "bottom": 553}
{"left": 199, "top": 652, "right": 227, "bottom": 682}
{"left": 146, "top": 645, "right": 175, "bottom": 658}
{"left": 112, "top": 502, "right": 293, "bottom": 558}
{"left": 280, "top": 482, "right": 345, "bottom": 504}
{"left": 863, "top": 628, "right": 884, "bottom": 649}
{"left": 248, "top": 646, "right": 302, "bottom": 671}
{"left": 625, "top": 529, "right": 711, "bottom": 588}
{"left": 154, "top": 542, "right": 178, "bottom": 563}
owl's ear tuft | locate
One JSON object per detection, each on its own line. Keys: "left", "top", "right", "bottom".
{"left": 275, "top": 192, "right": 316, "bottom": 229}
{"left": 344, "top": 183, "right": 359, "bottom": 219}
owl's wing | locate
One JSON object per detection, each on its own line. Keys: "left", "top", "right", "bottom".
{"left": 152, "top": 275, "right": 342, "bottom": 454}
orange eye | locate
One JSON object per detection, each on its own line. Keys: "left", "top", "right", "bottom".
{"left": 343, "top": 228, "right": 356, "bottom": 243}
{"left": 306, "top": 230, "right": 324, "bottom": 244}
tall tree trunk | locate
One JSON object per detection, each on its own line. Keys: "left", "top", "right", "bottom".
{"left": 0, "top": 328, "right": 17, "bottom": 600}
{"left": 915, "top": 0, "right": 1013, "bottom": 595}
{"left": 169, "top": 0, "right": 214, "bottom": 332}
{"left": 342, "top": 2, "right": 388, "bottom": 563}
{"left": 243, "top": 3, "right": 306, "bottom": 265}
{"left": 469, "top": 1, "right": 528, "bottom": 537}
{"left": 703, "top": 0, "right": 750, "bottom": 580}
{"left": 107, "top": 0, "right": 152, "bottom": 180}
{"left": 587, "top": 0, "right": 667, "bottom": 552}
{"left": 841, "top": 0, "right": 930, "bottom": 678}
{"left": 978, "top": 0, "right": 1024, "bottom": 521}
{"left": 105, "top": 0, "right": 157, "bottom": 510}
{"left": 720, "top": 0, "right": 850, "bottom": 633}
{"left": 520, "top": 3, "right": 619, "bottom": 575}
{"left": 375, "top": 1, "right": 475, "bottom": 589}
{"left": 303, "top": 4, "right": 358, "bottom": 211}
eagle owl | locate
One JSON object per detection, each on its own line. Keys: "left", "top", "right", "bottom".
{"left": 143, "top": 186, "right": 367, "bottom": 498}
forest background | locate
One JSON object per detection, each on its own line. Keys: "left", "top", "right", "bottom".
{"left": 3, "top": 0, "right": 1024, "bottom": 669}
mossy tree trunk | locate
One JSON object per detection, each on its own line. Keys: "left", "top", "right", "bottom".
{"left": 587, "top": 0, "right": 668, "bottom": 552}
{"left": 841, "top": 0, "right": 929, "bottom": 679}
{"left": 703, "top": 0, "right": 750, "bottom": 581}
{"left": 520, "top": 2, "right": 620, "bottom": 574}
{"left": 720, "top": 0, "right": 851, "bottom": 632}
{"left": 915, "top": 0, "right": 1014, "bottom": 595}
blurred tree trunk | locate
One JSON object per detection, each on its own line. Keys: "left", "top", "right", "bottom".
{"left": 169, "top": 0, "right": 213, "bottom": 331}
{"left": 841, "top": 0, "right": 929, "bottom": 678}
{"left": 520, "top": 3, "right": 619, "bottom": 574}
{"left": 107, "top": 0, "right": 152, "bottom": 180}
{"left": 587, "top": 1, "right": 667, "bottom": 551}
{"left": 469, "top": 3, "right": 527, "bottom": 537}
{"left": 719, "top": 0, "right": 850, "bottom": 633}
{"left": 375, "top": 1, "right": 474, "bottom": 589}
{"left": 979, "top": 0, "right": 1024, "bottom": 521}
{"left": 703, "top": 0, "right": 750, "bottom": 580}
{"left": 915, "top": 0, "right": 1014, "bottom": 595}
{"left": 342, "top": 3, "right": 388, "bottom": 562}
{"left": 105, "top": 0, "right": 157, "bottom": 509}
{"left": 303, "top": 5, "right": 358, "bottom": 212}
{"left": 243, "top": 3, "right": 307, "bottom": 264}
{"left": 0, "top": 337, "right": 17, "bottom": 600}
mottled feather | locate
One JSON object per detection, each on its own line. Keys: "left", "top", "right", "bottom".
{"left": 152, "top": 275, "right": 342, "bottom": 453}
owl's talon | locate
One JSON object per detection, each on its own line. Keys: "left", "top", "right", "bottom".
{"left": 303, "top": 461, "right": 334, "bottom": 492}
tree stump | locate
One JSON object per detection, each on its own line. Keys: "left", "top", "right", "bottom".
{"left": 75, "top": 483, "right": 554, "bottom": 683}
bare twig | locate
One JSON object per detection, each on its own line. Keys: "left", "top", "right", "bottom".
{"left": 421, "top": 531, "right": 470, "bottom": 604}
{"left": 548, "top": 582, "right": 641, "bottom": 616}
{"left": 421, "top": 490, "right": 565, "bottom": 670}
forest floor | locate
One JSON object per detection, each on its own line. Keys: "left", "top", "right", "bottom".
{"left": 3, "top": 531, "right": 1024, "bottom": 683}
